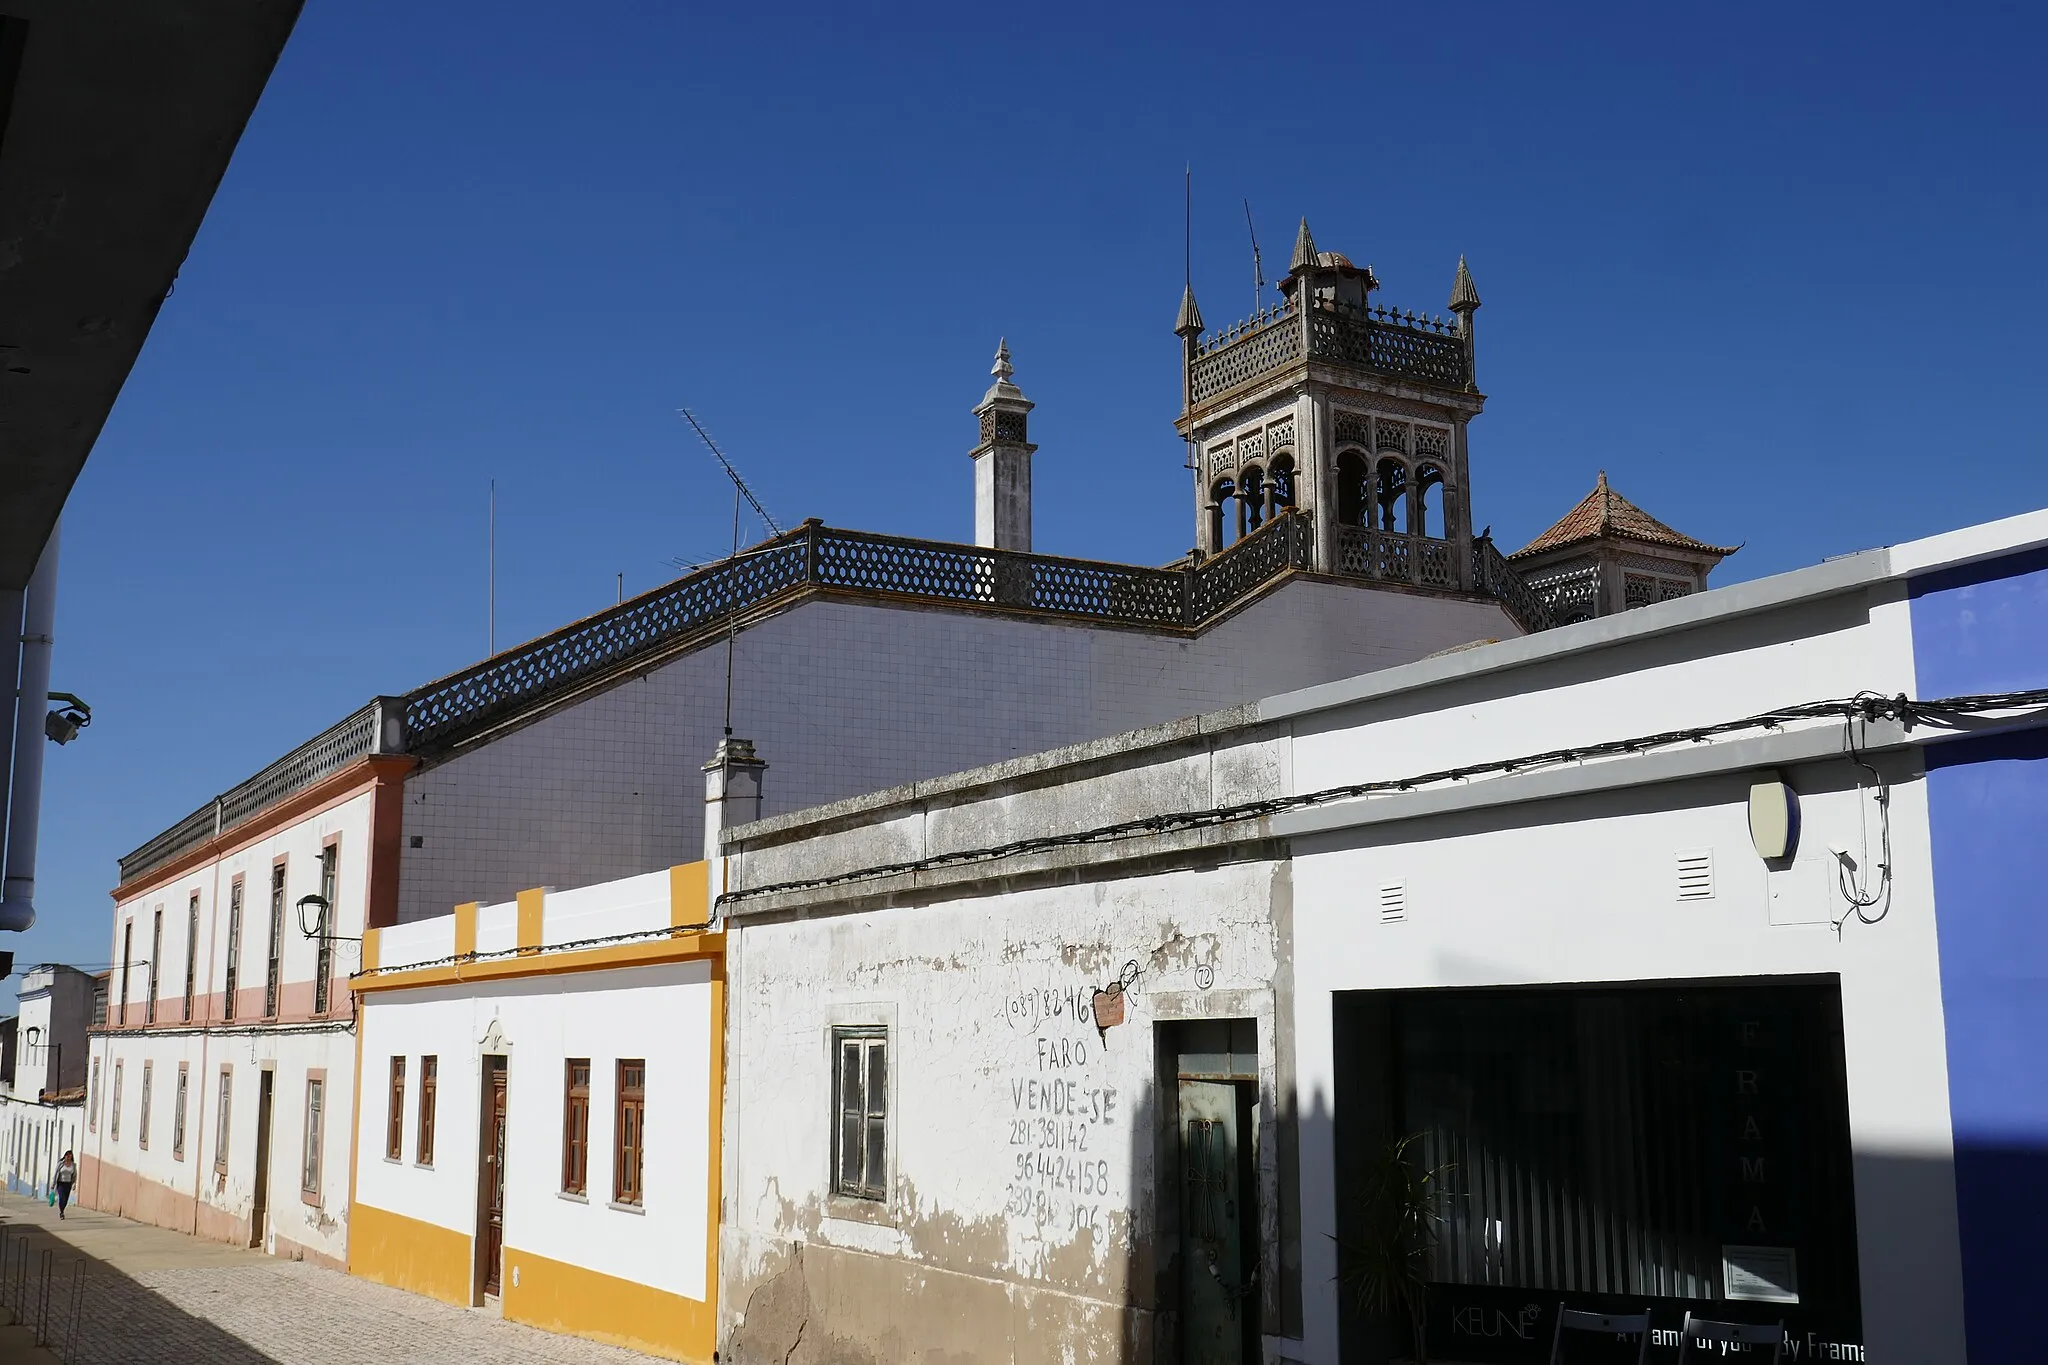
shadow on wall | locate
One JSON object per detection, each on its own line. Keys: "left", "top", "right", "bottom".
{"left": 1950, "top": 1141, "right": 2047, "bottom": 1365}
{"left": 0, "top": 1208, "right": 281, "bottom": 1364}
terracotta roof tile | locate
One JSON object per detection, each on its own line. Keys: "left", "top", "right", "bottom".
{"left": 1511, "top": 472, "right": 1739, "bottom": 560}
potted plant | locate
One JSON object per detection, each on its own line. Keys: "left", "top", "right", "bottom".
{"left": 1338, "top": 1133, "right": 1452, "bottom": 1365}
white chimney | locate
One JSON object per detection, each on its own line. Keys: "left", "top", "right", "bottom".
{"left": 970, "top": 339, "right": 1035, "bottom": 552}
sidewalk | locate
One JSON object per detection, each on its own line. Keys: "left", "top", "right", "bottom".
{"left": 0, "top": 1190, "right": 663, "bottom": 1364}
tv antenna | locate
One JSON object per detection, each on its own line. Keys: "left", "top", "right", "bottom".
{"left": 678, "top": 408, "right": 783, "bottom": 737}
{"left": 1244, "top": 199, "right": 1265, "bottom": 316}
{"left": 1182, "top": 165, "right": 1199, "bottom": 476}
{"left": 680, "top": 408, "right": 782, "bottom": 538}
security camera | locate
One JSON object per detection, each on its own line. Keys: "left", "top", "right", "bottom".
{"left": 44, "top": 692, "right": 90, "bottom": 744}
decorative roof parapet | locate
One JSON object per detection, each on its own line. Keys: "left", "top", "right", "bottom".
{"left": 116, "top": 513, "right": 1332, "bottom": 888}
{"left": 1185, "top": 293, "right": 1471, "bottom": 405}
{"left": 120, "top": 505, "right": 1561, "bottom": 890}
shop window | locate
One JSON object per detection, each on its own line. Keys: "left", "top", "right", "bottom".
{"left": 1333, "top": 981, "right": 1862, "bottom": 1359}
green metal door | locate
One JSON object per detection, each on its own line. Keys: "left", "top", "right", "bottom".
{"left": 1178, "top": 1078, "right": 1255, "bottom": 1365}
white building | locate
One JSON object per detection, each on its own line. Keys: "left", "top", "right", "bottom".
{"left": 1, "top": 964, "right": 94, "bottom": 1200}
{"left": 83, "top": 741, "right": 407, "bottom": 1265}
{"left": 348, "top": 861, "right": 724, "bottom": 1362}
{"left": 712, "top": 506, "right": 2048, "bottom": 1365}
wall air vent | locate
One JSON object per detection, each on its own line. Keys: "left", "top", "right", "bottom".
{"left": 1677, "top": 849, "right": 1715, "bottom": 901}
{"left": 1379, "top": 882, "right": 1407, "bottom": 924}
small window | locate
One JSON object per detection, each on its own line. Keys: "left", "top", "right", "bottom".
{"left": 214, "top": 1068, "right": 233, "bottom": 1171}
{"left": 831, "top": 1028, "right": 888, "bottom": 1202}
{"left": 184, "top": 893, "right": 199, "bottom": 1022}
{"left": 417, "top": 1056, "right": 438, "bottom": 1167}
{"left": 120, "top": 921, "right": 133, "bottom": 1028}
{"left": 147, "top": 910, "right": 162, "bottom": 1025}
{"left": 173, "top": 1065, "right": 189, "bottom": 1160}
{"left": 111, "top": 1062, "right": 124, "bottom": 1142}
{"left": 386, "top": 1057, "right": 406, "bottom": 1161}
{"left": 302, "top": 1076, "right": 325, "bottom": 1197}
{"left": 614, "top": 1060, "right": 644, "bottom": 1206}
{"left": 314, "top": 843, "right": 339, "bottom": 1014}
{"left": 89, "top": 1059, "right": 101, "bottom": 1133}
{"left": 224, "top": 878, "right": 244, "bottom": 1022}
{"left": 265, "top": 863, "right": 287, "bottom": 1019}
{"left": 139, "top": 1061, "right": 154, "bottom": 1149}
{"left": 562, "top": 1059, "right": 590, "bottom": 1194}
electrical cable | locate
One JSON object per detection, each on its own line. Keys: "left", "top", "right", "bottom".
{"left": 715, "top": 686, "right": 2048, "bottom": 908}
{"left": 351, "top": 921, "right": 711, "bottom": 981}
{"left": 1831, "top": 696, "right": 1895, "bottom": 935}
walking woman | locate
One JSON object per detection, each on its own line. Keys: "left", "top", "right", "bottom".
{"left": 54, "top": 1151, "right": 76, "bottom": 1219}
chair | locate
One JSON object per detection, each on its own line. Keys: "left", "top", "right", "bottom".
{"left": 1676, "top": 1312, "right": 1785, "bottom": 1364}
{"left": 1548, "top": 1304, "right": 1652, "bottom": 1364}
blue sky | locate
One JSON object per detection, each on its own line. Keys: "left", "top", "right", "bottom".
{"left": 13, "top": 1, "right": 2047, "bottom": 993}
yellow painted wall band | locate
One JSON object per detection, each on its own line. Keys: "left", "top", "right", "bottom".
{"left": 349, "top": 1202, "right": 473, "bottom": 1307}
{"left": 670, "top": 860, "right": 710, "bottom": 928}
{"left": 501, "top": 1242, "right": 715, "bottom": 1363}
{"left": 352, "top": 932, "right": 723, "bottom": 995}
{"left": 516, "top": 887, "right": 545, "bottom": 954}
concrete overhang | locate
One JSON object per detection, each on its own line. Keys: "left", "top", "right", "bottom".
{"left": 0, "top": 0, "right": 302, "bottom": 588}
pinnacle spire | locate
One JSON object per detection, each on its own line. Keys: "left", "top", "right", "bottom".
{"left": 1289, "top": 217, "right": 1318, "bottom": 273}
{"left": 979, "top": 337, "right": 1030, "bottom": 409}
{"left": 1174, "top": 282, "right": 1205, "bottom": 337}
{"left": 1449, "top": 255, "right": 1481, "bottom": 312}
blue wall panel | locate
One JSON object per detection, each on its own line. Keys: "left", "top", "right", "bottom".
{"left": 1913, "top": 554, "right": 2048, "bottom": 1365}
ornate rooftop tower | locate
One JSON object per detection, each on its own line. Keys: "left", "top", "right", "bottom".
{"left": 1176, "top": 223, "right": 1487, "bottom": 595}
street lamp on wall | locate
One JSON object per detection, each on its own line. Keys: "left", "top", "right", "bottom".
{"left": 295, "top": 895, "right": 360, "bottom": 944}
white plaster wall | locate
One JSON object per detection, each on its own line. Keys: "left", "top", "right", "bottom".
{"left": 1287, "top": 586, "right": 1918, "bottom": 796}
{"left": 723, "top": 860, "right": 1284, "bottom": 1334}
{"left": 86, "top": 1026, "right": 355, "bottom": 1260}
{"left": 354, "top": 961, "right": 716, "bottom": 1301}
{"left": 1287, "top": 761, "right": 1962, "bottom": 1358}
{"left": 474, "top": 901, "right": 517, "bottom": 956}
{"left": 2, "top": 1096, "right": 82, "bottom": 1194}
{"left": 541, "top": 870, "right": 669, "bottom": 949}
{"left": 378, "top": 915, "right": 454, "bottom": 969}
{"left": 398, "top": 583, "right": 1515, "bottom": 921}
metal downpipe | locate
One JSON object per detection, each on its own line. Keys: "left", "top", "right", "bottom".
{"left": 1, "top": 522, "right": 60, "bottom": 931}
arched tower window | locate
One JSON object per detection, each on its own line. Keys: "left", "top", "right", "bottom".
{"left": 1376, "top": 458, "right": 1409, "bottom": 534}
{"left": 1414, "top": 463, "right": 1447, "bottom": 538}
{"left": 1209, "top": 478, "right": 1235, "bottom": 548}
{"left": 1336, "top": 450, "right": 1369, "bottom": 527}
{"left": 1269, "top": 455, "right": 1297, "bottom": 516}
{"left": 1240, "top": 465, "right": 1267, "bottom": 532}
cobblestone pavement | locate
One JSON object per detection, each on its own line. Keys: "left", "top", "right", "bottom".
{"left": 0, "top": 1196, "right": 662, "bottom": 1364}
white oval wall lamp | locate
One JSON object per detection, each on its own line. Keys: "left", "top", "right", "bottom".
{"left": 1748, "top": 774, "right": 1800, "bottom": 861}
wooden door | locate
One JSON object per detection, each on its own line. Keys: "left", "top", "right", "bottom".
{"left": 250, "top": 1070, "right": 275, "bottom": 1249}
{"left": 476, "top": 1058, "right": 509, "bottom": 1297}
{"left": 1178, "top": 1078, "right": 1257, "bottom": 1365}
